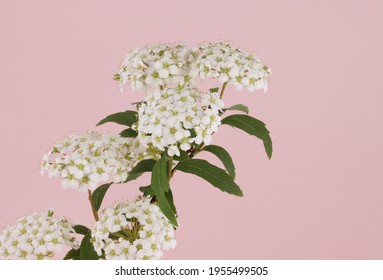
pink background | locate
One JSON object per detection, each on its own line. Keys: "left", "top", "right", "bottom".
{"left": 1, "top": 0, "right": 383, "bottom": 259}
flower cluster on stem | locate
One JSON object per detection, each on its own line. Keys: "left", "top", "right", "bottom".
{"left": 3, "top": 40, "right": 273, "bottom": 260}
{"left": 189, "top": 41, "right": 271, "bottom": 92}
{"left": 91, "top": 196, "right": 176, "bottom": 260}
{"left": 116, "top": 41, "right": 271, "bottom": 93}
{"left": 134, "top": 85, "right": 224, "bottom": 157}
{"left": 0, "top": 210, "right": 78, "bottom": 260}
{"left": 41, "top": 132, "right": 151, "bottom": 192}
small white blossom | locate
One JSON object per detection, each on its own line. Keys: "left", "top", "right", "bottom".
{"left": 116, "top": 43, "right": 193, "bottom": 91}
{"left": 115, "top": 41, "right": 271, "bottom": 94}
{"left": 135, "top": 86, "right": 224, "bottom": 156}
{"left": 41, "top": 132, "right": 154, "bottom": 192}
{"left": 91, "top": 196, "right": 176, "bottom": 260}
{"left": 189, "top": 41, "right": 271, "bottom": 92}
{"left": 0, "top": 210, "right": 78, "bottom": 260}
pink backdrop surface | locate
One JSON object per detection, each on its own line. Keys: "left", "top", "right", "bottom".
{"left": 1, "top": 0, "right": 383, "bottom": 259}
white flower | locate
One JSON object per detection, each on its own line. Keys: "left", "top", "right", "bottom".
{"left": 116, "top": 43, "right": 193, "bottom": 91}
{"left": 0, "top": 210, "right": 78, "bottom": 260}
{"left": 135, "top": 86, "right": 224, "bottom": 156}
{"left": 115, "top": 41, "right": 271, "bottom": 94}
{"left": 91, "top": 196, "right": 176, "bottom": 260}
{"left": 41, "top": 132, "right": 155, "bottom": 192}
{"left": 190, "top": 41, "right": 271, "bottom": 92}
{"left": 167, "top": 145, "right": 180, "bottom": 157}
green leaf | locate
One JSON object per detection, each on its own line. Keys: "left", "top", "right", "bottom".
{"left": 96, "top": 111, "right": 137, "bottom": 127}
{"left": 156, "top": 191, "right": 178, "bottom": 227}
{"left": 223, "top": 104, "right": 249, "bottom": 114}
{"left": 91, "top": 183, "right": 112, "bottom": 211}
{"left": 151, "top": 156, "right": 177, "bottom": 226}
{"left": 73, "top": 225, "right": 90, "bottom": 235}
{"left": 209, "top": 87, "right": 219, "bottom": 93}
{"left": 151, "top": 156, "right": 169, "bottom": 193}
{"left": 120, "top": 128, "right": 138, "bottom": 138}
{"left": 80, "top": 234, "right": 99, "bottom": 260}
{"left": 221, "top": 114, "right": 272, "bottom": 159}
{"left": 176, "top": 159, "right": 243, "bottom": 196}
{"left": 124, "top": 172, "right": 143, "bottom": 183}
{"left": 139, "top": 185, "right": 155, "bottom": 196}
{"left": 202, "top": 145, "right": 236, "bottom": 179}
{"left": 130, "top": 159, "right": 156, "bottom": 174}
{"left": 63, "top": 248, "right": 81, "bottom": 260}
{"left": 165, "top": 189, "right": 177, "bottom": 215}
{"left": 122, "top": 157, "right": 158, "bottom": 186}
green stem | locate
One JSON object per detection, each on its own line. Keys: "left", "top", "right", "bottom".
{"left": 190, "top": 143, "right": 204, "bottom": 158}
{"left": 220, "top": 82, "right": 228, "bottom": 99}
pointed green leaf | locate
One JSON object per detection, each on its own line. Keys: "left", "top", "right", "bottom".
{"left": 202, "top": 145, "right": 236, "bottom": 179}
{"left": 221, "top": 114, "right": 272, "bottom": 159}
{"left": 156, "top": 191, "right": 178, "bottom": 227}
{"left": 63, "top": 248, "right": 81, "bottom": 260}
{"left": 91, "top": 183, "right": 112, "bottom": 211}
{"left": 139, "top": 185, "right": 155, "bottom": 196}
{"left": 151, "top": 156, "right": 177, "bottom": 226}
{"left": 73, "top": 225, "right": 90, "bottom": 235}
{"left": 223, "top": 104, "right": 249, "bottom": 114}
{"left": 120, "top": 128, "right": 138, "bottom": 138}
{"left": 176, "top": 159, "right": 243, "bottom": 196}
{"left": 96, "top": 111, "right": 137, "bottom": 127}
{"left": 130, "top": 159, "right": 156, "bottom": 174}
{"left": 151, "top": 156, "right": 169, "bottom": 193}
{"left": 124, "top": 172, "right": 143, "bottom": 183}
{"left": 80, "top": 234, "right": 99, "bottom": 260}
{"left": 165, "top": 189, "right": 177, "bottom": 215}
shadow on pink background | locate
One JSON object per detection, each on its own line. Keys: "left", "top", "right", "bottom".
{"left": 1, "top": 0, "right": 382, "bottom": 259}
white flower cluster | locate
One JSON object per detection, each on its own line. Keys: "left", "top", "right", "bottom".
{"left": 0, "top": 210, "right": 78, "bottom": 260}
{"left": 116, "top": 41, "right": 271, "bottom": 93}
{"left": 135, "top": 86, "right": 224, "bottom": 156}
{"left": 190, "top": 41, "right": 271, "bottom": 92}
{"left": 116, "top": 43, "right": 192, "bottom": 91}
{"left": 91, "top": 196, "right": 176, "bottom": 260}
{"left": 41, "top": 132, "right": 150, "bottom": 192}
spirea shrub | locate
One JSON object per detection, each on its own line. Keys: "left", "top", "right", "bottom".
{"left": 2, "top": 41, "right": 272, "bottom": 259}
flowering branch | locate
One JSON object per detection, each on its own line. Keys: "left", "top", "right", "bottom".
{"left": 1, "top": 41, "right": 274, "bottom": 261}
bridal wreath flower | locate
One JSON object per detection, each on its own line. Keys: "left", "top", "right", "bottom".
{"left": 0, "top": 210, "right": 78, "bottom": 260}
{"left": 134, "top": 85, "right": 224, "bottom": 157}
{"left": 41, "top": 132, "right": 151, "bottom": 192}
{"left": 1, "top": 41, "right": 272, "bottom": 260}
{"left": 115, "top": 44, "right": 192, "bottom": 91}
{"left": 189, "top": 41, "right": 271, "bottom": 91}
{"left": 91, "top": 196, "right": 176, "bottom": 260}
{"left": 115, "top": 41, "right": 271, "bottom": 93}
